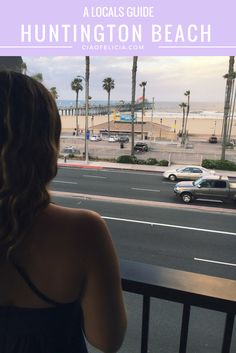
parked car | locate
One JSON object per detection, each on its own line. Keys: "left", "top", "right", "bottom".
{"left": 134, "top": 142, "right": 149, "bottom": 152}
{"left": 174, "top": 175, "right": 236, "bottom": 203}
{"left": 117, "top": 135, "right": 129, "bottom": 143}
{"left": 90, "top": 135, "right": 102, "bottom": 141}
{"left": 108, "top": 136, "right": 118, "bottom": 142}
{"left": 163, "top": 166, "right": 215, "bottom": 181}
{"left": 62, "top": 146, "right": 78, "bottom": 154}
{"left": 209, "top": 135, "right": 218, "bottom": 143}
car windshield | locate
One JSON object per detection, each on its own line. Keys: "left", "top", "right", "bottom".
{"left": 193, "top": 177, "right": 203, "bottom": 186}
{"left": 176, "top": 168, "right": 184, "bottom": 172}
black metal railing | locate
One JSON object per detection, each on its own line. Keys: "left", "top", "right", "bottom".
{"left": 120, "top": 260, "right": 236, "bottom": 353}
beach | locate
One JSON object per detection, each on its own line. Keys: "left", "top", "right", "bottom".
{"left": 60, "top": 114, "right": 236, "bottom": 138}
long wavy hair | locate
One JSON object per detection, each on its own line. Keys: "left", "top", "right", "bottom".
{"left": 0, "top": 71, "right": 61, "bottom": 261}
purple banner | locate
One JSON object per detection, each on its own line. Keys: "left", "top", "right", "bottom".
{"left": 0, "top": 0, "right": 235, "bottom": 55}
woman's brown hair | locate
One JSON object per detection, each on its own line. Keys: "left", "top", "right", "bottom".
{"left": 0, "top": 71, "right": 61, "bottom": 261}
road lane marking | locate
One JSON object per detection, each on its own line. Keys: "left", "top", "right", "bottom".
{"left": 131, "top": 187, "right": 160, "bottom": 192}
{"left": 102, "top": 170, "right": 159, "bottom": 176}
{"left": 102, "top": 216, "right": 236, "bottom": 236}
{"left": 196, "top": 198, "right": 223, "bottom": 203}
{"left": 194, "top": 258, "right": 236, "bottom": 267}
{"left": 83, "top": 175, "right": 107, "bottom": 179}
{"left": 52, "top": 180, "right": 77, "bottom": 184}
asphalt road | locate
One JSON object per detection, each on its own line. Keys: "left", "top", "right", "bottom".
{"left": 51, "top": 167, "right": 236, "bottom": 209}
{"left": 50, "top": 168, "right": 236, "bottom": 353}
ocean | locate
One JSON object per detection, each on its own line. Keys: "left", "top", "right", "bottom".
{"left": 57, "top": 100, "right": 226, "bottom": 120}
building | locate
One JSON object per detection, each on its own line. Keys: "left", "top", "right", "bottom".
{"left": 92, "top": 120, "right": 176, "bottom": 140}
{"left": 0, "top": 56, "right": 23, "bottom": 72}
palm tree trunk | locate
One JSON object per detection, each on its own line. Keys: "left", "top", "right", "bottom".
{"left": 221, "top": 56, "right": 235, "bottom": 160}
{"left": 131, "top": 57, "right": 138, "bottom": 156}
{"left": 108, "top": 92, "right": 111, "bottom": 137}
{"left": 226, "top": 78, "right": 235, "bottom": 141}
{"left": 141, "top": 86, "right": 145, "bottom": 140}
{"left": 85, "top": 56, "right": 90, "bottom": 162}
{"left": 228, "top": 81, "right": 236, "bottom": 141}
{"left": 184, "top": 95, "right": 190, "bottom": 139}
{"left": 181, "top": 107, "right": 186, "bottom": 145}
{"left": 76, "top": 91, "right": 79, "bottom": 135}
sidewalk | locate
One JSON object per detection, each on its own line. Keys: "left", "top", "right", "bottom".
{"left": 57, "top": 158, "right": 236, "bottom": 178}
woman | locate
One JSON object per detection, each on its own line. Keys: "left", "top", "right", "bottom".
{"left": 0, "top": 71, "right": 127, "bottom": 353}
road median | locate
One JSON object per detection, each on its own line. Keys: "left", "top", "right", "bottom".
{"left": 51, "top": 190, "right": 236, "bottom": 215}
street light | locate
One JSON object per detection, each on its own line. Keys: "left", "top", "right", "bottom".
{"left": 77, "top": 74, "right": 89, "bottom": 163}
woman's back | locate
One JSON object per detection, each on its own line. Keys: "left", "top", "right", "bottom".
{"left": 0, "top": 204, "right": 127, "bottom": 352}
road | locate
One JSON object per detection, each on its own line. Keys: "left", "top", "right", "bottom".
{"left": 52, "top": 166, "right": 236, "bottom": 208}
{"left": 50, "top": 167, "right": 236, "bottom": 353}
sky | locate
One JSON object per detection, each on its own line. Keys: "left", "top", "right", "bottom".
{"left": 23, "top": 56, "right": 229, "bottom": 102}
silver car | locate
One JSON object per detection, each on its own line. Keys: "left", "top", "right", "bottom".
{"left": 163, "top": 166, "right": 215, "bottom": 181}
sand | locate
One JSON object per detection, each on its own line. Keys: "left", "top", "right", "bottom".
{"left": 60, "top": 115, "right": 236, "bottom": 137}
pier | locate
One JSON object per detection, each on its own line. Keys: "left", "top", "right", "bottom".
{"left": 58, "top": 101, "right": 152, "bottom": 116}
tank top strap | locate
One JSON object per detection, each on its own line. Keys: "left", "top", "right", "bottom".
{"left": 11, "top": 260, "right": 62, "bottom": 306}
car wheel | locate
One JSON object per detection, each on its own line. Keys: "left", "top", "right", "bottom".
{"left": 181, "top": 192, "right": 192, "bottom": 203}
{"left": 169, "top": 174, "right": 177, "bottom": 181}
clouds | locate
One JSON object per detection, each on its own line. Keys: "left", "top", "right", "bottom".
{"left": 23, "top": 56, "right": 228, "bottom": 101}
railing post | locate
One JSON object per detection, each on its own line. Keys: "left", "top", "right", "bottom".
{"left": 221, "top": 313, "right": 235, "bottom": 353}
{"left": 179, "top": 304, "right": 191, "bottom": 353}
{"left": 141, "top": 296, "right": 150, "bottom": 353}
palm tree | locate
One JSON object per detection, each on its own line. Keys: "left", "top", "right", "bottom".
{"left": 71, "top": 77, "right": 83, "bottom": 135}
{"left": 21, "top": 61, "right": 44, "bottom": 83}
{"left": 84, "top": 56, "right": 90, "bottom": 162}
{"left": 31, "top": 73, "right": 43, "bottom": 82}
{"left": 179, "top": 102, "right": 187, "bottom": 145}
{"left": 103, "top": 77, "right": 115, "bottom": 137}
{"left": 50, "top": 87, "right": 59, "bottom": 100}
{"left": 139, "top": 81, "right": 147, "bottom": 140}
{"left": 221, "top": 56, "right": 235, "bottom": 160}
{"left": 131, "top": 57, "right": 138, "bottom": 156}
{"left": 184, "top": 90, "right": 190, "bottom": 139}
{"left": 21, "top": 62, "right": 27, "bottom": 75}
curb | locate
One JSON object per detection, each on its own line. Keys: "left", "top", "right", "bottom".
{"left": 51, "top": 190, "right": 236, "bottom": 216}
{"left": 58, "top": 163, "right": 104, "bottom": 170}
{"left": 57, "top": 161, "right": 236, "bottom": 177}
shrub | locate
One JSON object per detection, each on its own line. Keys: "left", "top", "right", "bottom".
{"left": 145, "top": 158, "right": 158, "bottom": 165}
{"left": 201, "top": 159, "right": 217, "bottom": 169}
{"left": 68, "top": 153, "right": 75, "bottom": 158}
{"left": 158, "top": 160, "right": 169, "bottom": 166}
{"left": 136, "top": 159, "right": 147, "bottom": 164}
{"left": 117, "top": 155, "right": 137, "bottom": 164}
{"left": 202, "top": 159, "right": 236, "bottom": 171}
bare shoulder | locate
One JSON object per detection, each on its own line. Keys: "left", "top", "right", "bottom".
{"left": 46, "top": 203, "right": 110, "bottom": 250}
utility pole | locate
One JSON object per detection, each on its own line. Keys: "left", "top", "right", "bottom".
{"left": 131, "top": 57, "right": 138, "bottom": 157}
{"left": 151, "top": 97, "right": 155, "bottom": 140}
{"left": 151, "top": 97, "right": 154, "bottom": 124}
{"left": 78, "top": 56, "right": 90, "bottom": 164}
{"left": 221, "top": 56, "right": 235, "bottom": 160}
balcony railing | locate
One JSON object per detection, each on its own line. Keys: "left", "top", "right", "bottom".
{"left": 121, "top": 260, "right": 236, "bottom": 353}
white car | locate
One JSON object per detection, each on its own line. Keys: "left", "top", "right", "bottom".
{"left": 108, "top": 136, "right": 118, "bottom": 142}
{"left": 90, "top": 135, "right": 102, "bottom": 141}
{"left": 163, "top": 166, "right": 215, "bottom": 181}
{"left": 62, "top": 146, "right": 78, "bottom": 154}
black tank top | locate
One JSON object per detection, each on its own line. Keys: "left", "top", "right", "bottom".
{"left": 0, "top": 261, "right": 88, "bottom": 353}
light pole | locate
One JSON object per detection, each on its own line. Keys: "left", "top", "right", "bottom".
{"left": 78, "top": 74, "right": 89, "bottom": 163}
{"left": 151, "top": 97, "right": 154, "bottom": 124}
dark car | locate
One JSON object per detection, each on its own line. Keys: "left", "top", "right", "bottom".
{"left": 209, "top": 135, "right": 218, "bottom": 143}
{"left": 118, "top": 136, "right": 129, "bottom": 143}
{"left": 134, "top": 142, "right": 149, "bottom": 152}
